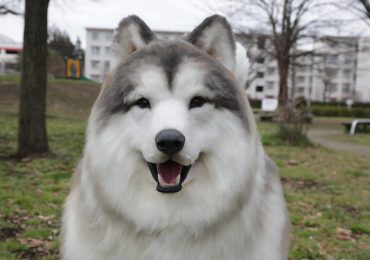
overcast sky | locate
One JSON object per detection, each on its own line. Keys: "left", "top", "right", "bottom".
{"left": 1, "top": 0, "right": 369, "bottom": 48}
{"left": 0, "top": 0, "right": 211, "bottom": 47}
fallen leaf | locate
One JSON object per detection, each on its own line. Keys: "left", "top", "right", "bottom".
{"left": 18, "top": 237, "right": 44, "bottom": 248}
{"left": 38, "top": 215, "right": 53, "bottom": 221}
{"left": 288, "top": 160, "right": 299, "bottom": 166}
{"left": 336, "top": 227, "right": 352, "bottom": 240}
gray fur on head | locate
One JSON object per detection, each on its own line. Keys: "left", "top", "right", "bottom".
{"left": 112, "top": 15, "right": 158, "bottom": 65}
{"left": 185, "top": 15, "right": 236, "bottom": 72}
{"left": 112, "top": 14, "right": 236, "bottom": 73}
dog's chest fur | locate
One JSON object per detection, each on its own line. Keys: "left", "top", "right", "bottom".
{"left": 64, "top": 175, "right": 288, "bottom": 260}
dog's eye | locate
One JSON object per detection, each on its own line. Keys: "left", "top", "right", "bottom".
{"left": 189, "top": 96, "right": 206, "bottom": 109}
{"left": 135, "top": 98, "right": 151, "bottom": 109}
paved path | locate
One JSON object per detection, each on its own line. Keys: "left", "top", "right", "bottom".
{"left": 307, "top": 130, "right": 370, "bottom": 157}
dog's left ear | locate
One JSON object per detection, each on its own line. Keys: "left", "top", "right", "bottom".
{"left": 185, "top": 15, "right": 236, "bottom": 71}
{"left": 113, "top": 15, "right": 157, "bottom": 62}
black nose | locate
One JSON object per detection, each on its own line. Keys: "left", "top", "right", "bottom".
{"left": 155, "top": 129, "right": 185, "bottom": 155}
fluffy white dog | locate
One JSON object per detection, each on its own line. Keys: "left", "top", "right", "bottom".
{"left": 61, "top": 15, "right": 290, "bottom": 260}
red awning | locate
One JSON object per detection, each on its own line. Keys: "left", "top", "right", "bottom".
{"left": 0, "top": 47, "right": 22, "bottom": 52}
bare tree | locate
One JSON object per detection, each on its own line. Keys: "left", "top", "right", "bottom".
{"left": 17, "top": 0, "right": 50, "bottom": 157}
{"left": 353, "top": 0, "right": 370, "bottom": 20}
{"left": 0, "top": 0, "right": 21, "bottom": 15}
{"left": 318, "top": 66, "right": 336, "bottom": 102}
{"left": 207, "top": 0, "right": 342, "bottom": 108}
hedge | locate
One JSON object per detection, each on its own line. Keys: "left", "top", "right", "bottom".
{"left": 310, "top": 101, "right": 370, "bottom": 108}
{"left": 311, "top": 106, "right": 370, "bottom": 117}
{"left": 248, "top": 99, "right": 370, "bottom": 117}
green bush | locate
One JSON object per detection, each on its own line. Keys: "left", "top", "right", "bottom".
{"left": 249, "top": 99, "right": 262, "bottom": 109}
{"left": 311, "top": 106, "right": 370, "bottom": 117}
{"left": 311, "top": 101, "right": 370, "bottom": 108}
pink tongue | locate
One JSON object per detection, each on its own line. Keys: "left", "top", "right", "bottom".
{"left": 157, "top": 160, "right": 182, "bottom": 184}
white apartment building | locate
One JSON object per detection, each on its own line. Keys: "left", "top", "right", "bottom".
{"left": 243, "top": 35, "right": 370, "bottom": 103}
{"left": 85, "top": 28, "right": 114, "bottom": 82}
{"left": 356, "top": 37, "right": 370, "bottom": 102}
{"left": 85, "top": 28, "right": 183, "bottom": 83}
{"left": 85, "top": 27, "right": 370, "bottom": 103}
{"left": 0, "top": 33, "right": 22, "bottom": 75}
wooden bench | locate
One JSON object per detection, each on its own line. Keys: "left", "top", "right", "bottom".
{"left": 341, "top": 119, "right": 370, "bottom": 135}
{"left": 259, "top": 111, "right": 276, "bottom": 121}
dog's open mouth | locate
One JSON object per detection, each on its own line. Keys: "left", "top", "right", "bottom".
{"left": 147, "top": 160, "right": 191, "bottom": 193}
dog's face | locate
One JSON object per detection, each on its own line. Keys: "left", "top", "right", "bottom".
{"left": 85, "top": 15, "right": 260, "bottom": 231}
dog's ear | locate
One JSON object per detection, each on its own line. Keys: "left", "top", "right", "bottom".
{"left": 113, "top": 15, "right": 157, "bottom": 61}
{"left": 185, "top": 15, "right": 236, "bottom": 71}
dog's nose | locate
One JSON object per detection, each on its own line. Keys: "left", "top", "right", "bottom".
{"left": 155, "top": 129, "right": 185, "bottom": 155}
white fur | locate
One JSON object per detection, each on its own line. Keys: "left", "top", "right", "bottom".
{"left": 234, "top": 42, "right": 250, "bottom": 87}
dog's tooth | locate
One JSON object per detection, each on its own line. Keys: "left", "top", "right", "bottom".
{"left": 158, "top": 174, "right": 169, "bottom": 187}
{"left": 158, "top": 174, "right": 164, "bottom": 186}
{"left": 176, "top": 174, "right": 181, "bottom": 185}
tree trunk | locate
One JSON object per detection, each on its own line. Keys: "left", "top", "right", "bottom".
{"left": 17, "top": 0, "right": 50, "bottom": 158}
{"left": 278, "top": 58, "right": 289, "bottom": 107}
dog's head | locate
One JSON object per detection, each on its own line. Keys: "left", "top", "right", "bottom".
{"left": 85, "top": 15, "right": 261, "bottom": 231}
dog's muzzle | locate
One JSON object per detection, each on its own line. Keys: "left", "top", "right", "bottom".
{"left": 147, "top": 129, "right": 191, "bottom": 193}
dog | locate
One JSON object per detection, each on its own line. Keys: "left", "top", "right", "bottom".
{"left": 61, "top": 15, "right": 290, "bottom": 260}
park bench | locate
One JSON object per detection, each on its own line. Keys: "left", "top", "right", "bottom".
{"left": 341, "top": 119, "right": 370, "bottom": 135}
{"left": 259, "top": 98, "right": 278, "bottom": 122}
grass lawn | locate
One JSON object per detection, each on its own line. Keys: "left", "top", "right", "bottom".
{"left": 325, "top": 134, "right": 370, "bottom": 147}
{"left": 310, "top": 117, "right": 352, "bottom": 132}
{"left": 0, "top": 77, "right": 369, "bottom": 259}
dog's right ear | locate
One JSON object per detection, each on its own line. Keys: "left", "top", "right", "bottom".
{"left": 113, "top": 15, "right": 157, "bottom": 61}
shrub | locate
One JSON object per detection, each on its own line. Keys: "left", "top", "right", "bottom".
{"left": 274, "top": 99, "right": 312, "bottom": 146}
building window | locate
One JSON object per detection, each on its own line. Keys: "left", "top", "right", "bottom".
{"left": 91, "top": 74, "right": 100, "bottom": 81}
{"left": 267, "top": 67, "right": 275, "bottom": 75}
{"left": 105, "top": 32, "right": 113, "bottom": 41}
{"left": 91, "top": 60, "right": 100, "bottom": 69}
{"left": 5, "top": 49, "right": 19, "bottom": 54}
{"left": 343, "top": 69, "right": 351, "bottom": 78}
{"left": 104, "top": 61, "right": 110, "bottom": 70}
{"left": 329, "top": 83, "right": 337, "bottom": 92}
{"left": 92, "top": 31, "right": 99, "bottom": 40}
{"left": 297, "top": 76, "right": 305, "bottom": 82}
{"left": 297, "top": 65, "right": 308, "bottom": 72}
{"left": 256, "top": 57, "right": 265, "bottom": 63}
{"left": 105, "top": 47, "right": 111, "bottom": 54}
{"left": 344, "top": 54, "right": 352, "bottom": 64}
{"left": 257, "top": 36, "right": 266, "bottom": 50}
{"left": 326, "top": 68, "right": 338, "bottom": 77}
{"left": 266, "top": 81, "right": 274, "bottom": 90}
{"left": 342, "top": 83, "right": 351, "bottom": 93}
{"left": 297, "top": 87, "right": 305, "bottom": 94}
{"left": 328, "top": 54, "right": 338, "bottom": 63}
{"left": 257, "top": 72, "right": 264, "bottom": 78}
{"left": 256, "top": 85, "right": 264, "bottom": 92}
{"left": 91, "top": 46, "right": 100, "bottom": 55}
